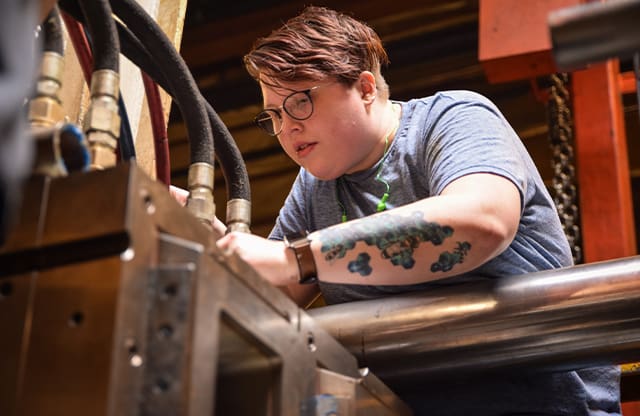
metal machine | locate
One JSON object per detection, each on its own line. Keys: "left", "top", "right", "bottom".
{"left": 0, "top": 163, "right": 410, "bottom": 416}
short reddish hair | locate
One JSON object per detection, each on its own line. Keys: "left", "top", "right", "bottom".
{"left": 244, "top": 6, "right": 390, "bottom": 97}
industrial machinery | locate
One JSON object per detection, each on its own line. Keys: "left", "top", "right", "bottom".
{"left": 0, "top": 162, "right": 410, "bottom": 415}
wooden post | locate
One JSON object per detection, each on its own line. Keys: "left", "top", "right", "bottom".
{"left": 571, "top": 60, "right": 636, "bottom": 261}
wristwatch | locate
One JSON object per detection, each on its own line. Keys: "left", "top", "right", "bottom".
{"left": 284, "top": 232, "right": 318, "bottom": 285}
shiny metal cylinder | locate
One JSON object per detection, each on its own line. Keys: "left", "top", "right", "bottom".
{"left": 186, "top": 162, "right": 216, "bottom": 227}
{"left": 89, "top": 69, "right": 120, "bottom": 99}
{"left": 309, "top": 256, "right": 640, "bottom": 382}
{"left": 38, "top": 52, "right": 65, "bottom": 98}
{"left": 84, "top": 70, "right": 121, "bottom": 169}
{"left": 226, "top": 198, "right": 251, "bottom": 233}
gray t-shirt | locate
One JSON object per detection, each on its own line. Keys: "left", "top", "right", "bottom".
{"left": 270, "top": 90, "right": 620, "bottom": 415}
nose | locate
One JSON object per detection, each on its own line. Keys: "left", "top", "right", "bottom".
{"left": 278, "top": 112, "right": 303, "bottom": 136}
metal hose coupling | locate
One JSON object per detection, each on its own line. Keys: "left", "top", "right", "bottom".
{"left": 28, "top": 51, "right": 65, "bottom": 128}
{"left": 84, "top": 69, "right": 121, "bottom": 170}
{"left": 226, "top": 198, "right": 251, "bottom": 233}
{"left": 186, "top": 162, "right": 216, "bottom": 227}
{"left": 32, "top": 123, "right": 90, "bottom": 177}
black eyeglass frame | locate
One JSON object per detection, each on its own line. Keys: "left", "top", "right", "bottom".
{"left": 253, "top": 86, "right": 320, "bottom": 136}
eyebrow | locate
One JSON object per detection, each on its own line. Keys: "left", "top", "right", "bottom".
{"left": 262, "top": 86, "right": 317, "bottom": 110}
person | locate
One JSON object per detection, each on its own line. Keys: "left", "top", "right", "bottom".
{"left": 212, "top": 6, "right": 621, "bottom": 416}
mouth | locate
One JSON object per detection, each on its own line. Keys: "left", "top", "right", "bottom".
{"left": 295, "top": 142, "right": 317, "bottom": 156}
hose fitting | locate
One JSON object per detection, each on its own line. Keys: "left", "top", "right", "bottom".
{"left": 83, "top": 69, "right": 121, "bottom": 169}
{"left": 186, "top": 162, "right": 216, "bottom": 227}
{"left": 28, "top": 52, "right": 65, "bottom": 128}
{"left": 33, "top": 123, "right": 90, "bottom": 177}
{"left": 226, "top": 198, "right": 251, "bottom": 233}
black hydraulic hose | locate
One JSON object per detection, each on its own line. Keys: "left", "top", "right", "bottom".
{"left": 100, "top": 5, "right": 249, "bottom": 201}
{"left": 81, "top": 23, "right": 135, "bottom": 161}
{"left": 77, "top": 0, "right": 119, "bottom": 72}
{"left": 42, "top": 6, "right": 64, "bottom": 55}
{"left": 109, "top": 0, "right": 213, "bottom": 166}
{"left": 61, "top": 8, "right": 135, "bottom": 161}
{"left": 205, "top": 104, "right": 251, "bottom": 201}
{"left": 58, "top": 0, "right": 250, "bottom": 201}
{"left": 113, "top": 20, "right": 250, "bottom": 200}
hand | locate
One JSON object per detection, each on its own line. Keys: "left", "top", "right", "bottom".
{"left": 169, "top": 185, "right": 189, "bottom": 206}
{"left": 216, "top": 231, "right": 299, "bottom": 287}
{"left": 169, "top": 185, "right": 227, "bottom": 234}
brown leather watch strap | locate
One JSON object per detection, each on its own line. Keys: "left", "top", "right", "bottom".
{"left": 284, "top": 233, "right": 318, "bottom": 285}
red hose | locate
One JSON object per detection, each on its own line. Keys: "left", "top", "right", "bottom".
{"left": 142, "top": 73, "right": 171, "bottom": 186}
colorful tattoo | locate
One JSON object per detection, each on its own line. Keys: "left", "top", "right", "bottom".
{"left": 431, "top": 241, "right": 472, "bottom": 272}
{"left": 318, "top": 211, "right": 461, "bottom": 276}
{"left": 348, "top": 253, "right": 372, "bottom": 276}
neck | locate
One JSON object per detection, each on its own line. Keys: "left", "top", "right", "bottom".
{"left": 379, "top": 102, "right": 400, "bottom": 156}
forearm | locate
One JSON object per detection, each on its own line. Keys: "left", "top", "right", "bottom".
{"left": 217, "top": 174, "right": 520, "bottom": 291}
{"left": 308, "top": 179, "right": 519, "bottom": 286}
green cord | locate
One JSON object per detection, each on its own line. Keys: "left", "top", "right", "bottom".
{"left": 374, "top": 134, "right": 391, "bottom": 211}
{"left": 336, "top": 177, "right": 348, "bottom": 222}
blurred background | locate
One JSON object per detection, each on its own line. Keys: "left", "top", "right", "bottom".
{"left": 171, "top": 0, "right": 640, "bottom": 239}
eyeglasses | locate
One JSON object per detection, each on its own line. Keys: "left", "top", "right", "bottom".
{"left": 254, "top": 86, "right": 320, "bottom": 136}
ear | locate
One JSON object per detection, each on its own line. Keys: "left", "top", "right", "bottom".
{"left": 358, "top": 71, "right": 377, "bottom": 104}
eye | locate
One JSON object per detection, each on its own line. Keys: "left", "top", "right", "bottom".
{"left": 291, "top": 94, "right": 310, "bottom": 109}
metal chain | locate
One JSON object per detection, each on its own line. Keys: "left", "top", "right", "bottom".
{"left": 547, "top": 73, "right": 583, "bottom": 264}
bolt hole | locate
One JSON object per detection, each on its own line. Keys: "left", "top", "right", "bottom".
{"left": 158, "top": 324, "right": 174, "bottom": 339}
{"left": 68, "top": 311, "right": 84, "bottom": 327}
{"left": 153, "top": 378, "right": 171, "bottom": 394}
{"left": 162, "top": 283, "right": 178, "bottom": 298}
{"left": 129, "top": 345, "right": 143, "bottom": 367}
{"left": 0, "top": 282, "right": 13, "bottom": 299}
{"left": 143, "top": 193, "right": 155, "bottom": 214}
{"left": 307, "top": 332, "right": 317, "bottom": 353}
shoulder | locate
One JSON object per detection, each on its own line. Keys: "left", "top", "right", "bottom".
{"left": 397, "top": 90, "right": 506, "bottom": 141}
{"left": 403, "top": 90, "right": 499, "bottom": 114}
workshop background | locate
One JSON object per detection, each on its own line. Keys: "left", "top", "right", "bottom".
{"left": 171, "top": 0, "right": 640, "bottom": 242}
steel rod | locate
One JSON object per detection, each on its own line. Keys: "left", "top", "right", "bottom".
{"left": 309, "top": 256, "right": 640, "bottom": 382}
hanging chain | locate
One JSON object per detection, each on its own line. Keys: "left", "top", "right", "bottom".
{"left": 547, "top": 73, "right": 583, "bottom": 264}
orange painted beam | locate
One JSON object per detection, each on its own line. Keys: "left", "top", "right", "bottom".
{"left": 623, "top": 401, "right": 640, "bottom": 415}
{"left": 478, "top": 0, "right": 581, "bottom": 83}
{"left": 572, "top": 60, "right": 637, "bottom": 262}
{"left": 619, "top": 71, "right": 638, "bottom": 95}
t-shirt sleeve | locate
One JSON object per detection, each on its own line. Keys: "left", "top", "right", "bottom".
{"left": 425, "top": 91, "right": 527, "bottom": 210}
{"left": 268, "top": 169, "right": 311, "bottom": 241}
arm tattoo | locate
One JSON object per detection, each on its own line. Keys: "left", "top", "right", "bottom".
{"left": 431, "top": 241, "right": 471, "bottom": 273}
{"left": 317, "top": 211, "right": 471, "bottom": 277}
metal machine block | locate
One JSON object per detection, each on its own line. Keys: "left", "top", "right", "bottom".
{"left": 0, "top": 163, "right": 410, "bottom": 416}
